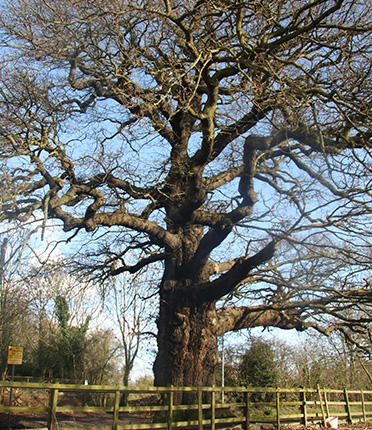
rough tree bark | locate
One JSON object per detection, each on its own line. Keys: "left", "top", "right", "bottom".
{"left": 154, "top": 289, "right": 219, "bottom": 387}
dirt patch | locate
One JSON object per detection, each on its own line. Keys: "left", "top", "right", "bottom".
{"left": 0, "top": 411, "right": 153, "bottom": 429}
{"left": 2, "top": 414, "right": 372, "bottom": 430}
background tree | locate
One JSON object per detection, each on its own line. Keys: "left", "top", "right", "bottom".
{"left": 0, "top": 234, "right": 37, "bottom": 378}
{"left": 21, "top": 260, "right": 97, "bottom": 380}
{"left": 110, "top": 273, "right": 156, "bottom": 388}
{"left": 1, "top": 0, "right": 372, "bottom": 391}
{"left": 217, "top": 332, "right": 372, "bottom": 391}
{"left": 84, "top": 328, "right": 122, "bottom": 386}
{"left": 239, "top": 338, "right": 280, "bottom": 388}
{"left": 0, "top": 244, "right": 124, "bottom": 383}
{"left": 53, "top": 295, "right": 91, "bottom": 380}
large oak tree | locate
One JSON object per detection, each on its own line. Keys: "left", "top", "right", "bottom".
{"left": 1, "top": 0, "right": 372, "bottom": 388}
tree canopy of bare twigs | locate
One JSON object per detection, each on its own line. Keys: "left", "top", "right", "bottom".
{"left": 1, "top": 0, "right": 372, "bottom": 388}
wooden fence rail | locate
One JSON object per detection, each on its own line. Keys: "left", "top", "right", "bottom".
{"left": 1, "top": 381, "right": 372, "bottom": 430}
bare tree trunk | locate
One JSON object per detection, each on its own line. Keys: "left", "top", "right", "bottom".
{"left": 0, "top": 238, "right": 8, "bottom": 379}
{"left": 153, "top": 286, "right": 218, "bottom": 401}
{"left": 120, "top": 366, "right": 132, "bottom": 406}
{"left": 357, "top": 354, "right": 372, "bottom": 385}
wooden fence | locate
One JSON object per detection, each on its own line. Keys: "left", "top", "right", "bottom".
{"left": 1, "top": 381, "right": 372, "bottom": 430}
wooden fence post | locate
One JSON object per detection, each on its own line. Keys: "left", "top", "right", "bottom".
{"left": 344, "top": 387, "right": 352, "bottom": 424}
{"left": 302, "top": 391, "right": 308, "bottom": 427}
{"left": 112, "top": 390, "right": 120, "bottom": 430}
{"left": 47, "top": 386, "right": 59, "bottom": 430}
{"left": 245, "top": 390, "right": 251, "bottom": 430}
{"left": 361, "top": 390, "right": 367, "bottom": 423}
{"left": 324, "top": 389, "right": 330, "bottom": 418}
{"left": 210, "top": 387, "right": 215, "bottom": 430}
{"left": 167, "top": 386, "right": 174, "bottom": 430}
{"left": 198, "top": 387, "right": 203, "bottom": 430}
{"left": 276, "top": 390, "right": 280, "bottom": 430}
{"left": 317, "top": 385, "right": 326, "bottom": 426}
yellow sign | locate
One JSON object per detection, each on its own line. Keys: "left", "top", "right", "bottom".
{"left": 7, "top": 346, "right": 23, "bottom": 365}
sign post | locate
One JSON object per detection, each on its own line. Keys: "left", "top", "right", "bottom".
{"left": 7, "top": 346, "right": 23, "bottom": 429}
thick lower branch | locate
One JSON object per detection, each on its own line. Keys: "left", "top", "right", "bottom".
{"left": 200, "top": 241, "right": 276, "bottom": 302}
{"left": 215, "top": 306, "right": 306, "bottom": 336}
{"left": 215, "top": 305, "right": 352, "bottom": 338}
{"left": 95, "top": 212, "right": 181, "bottom": 250}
